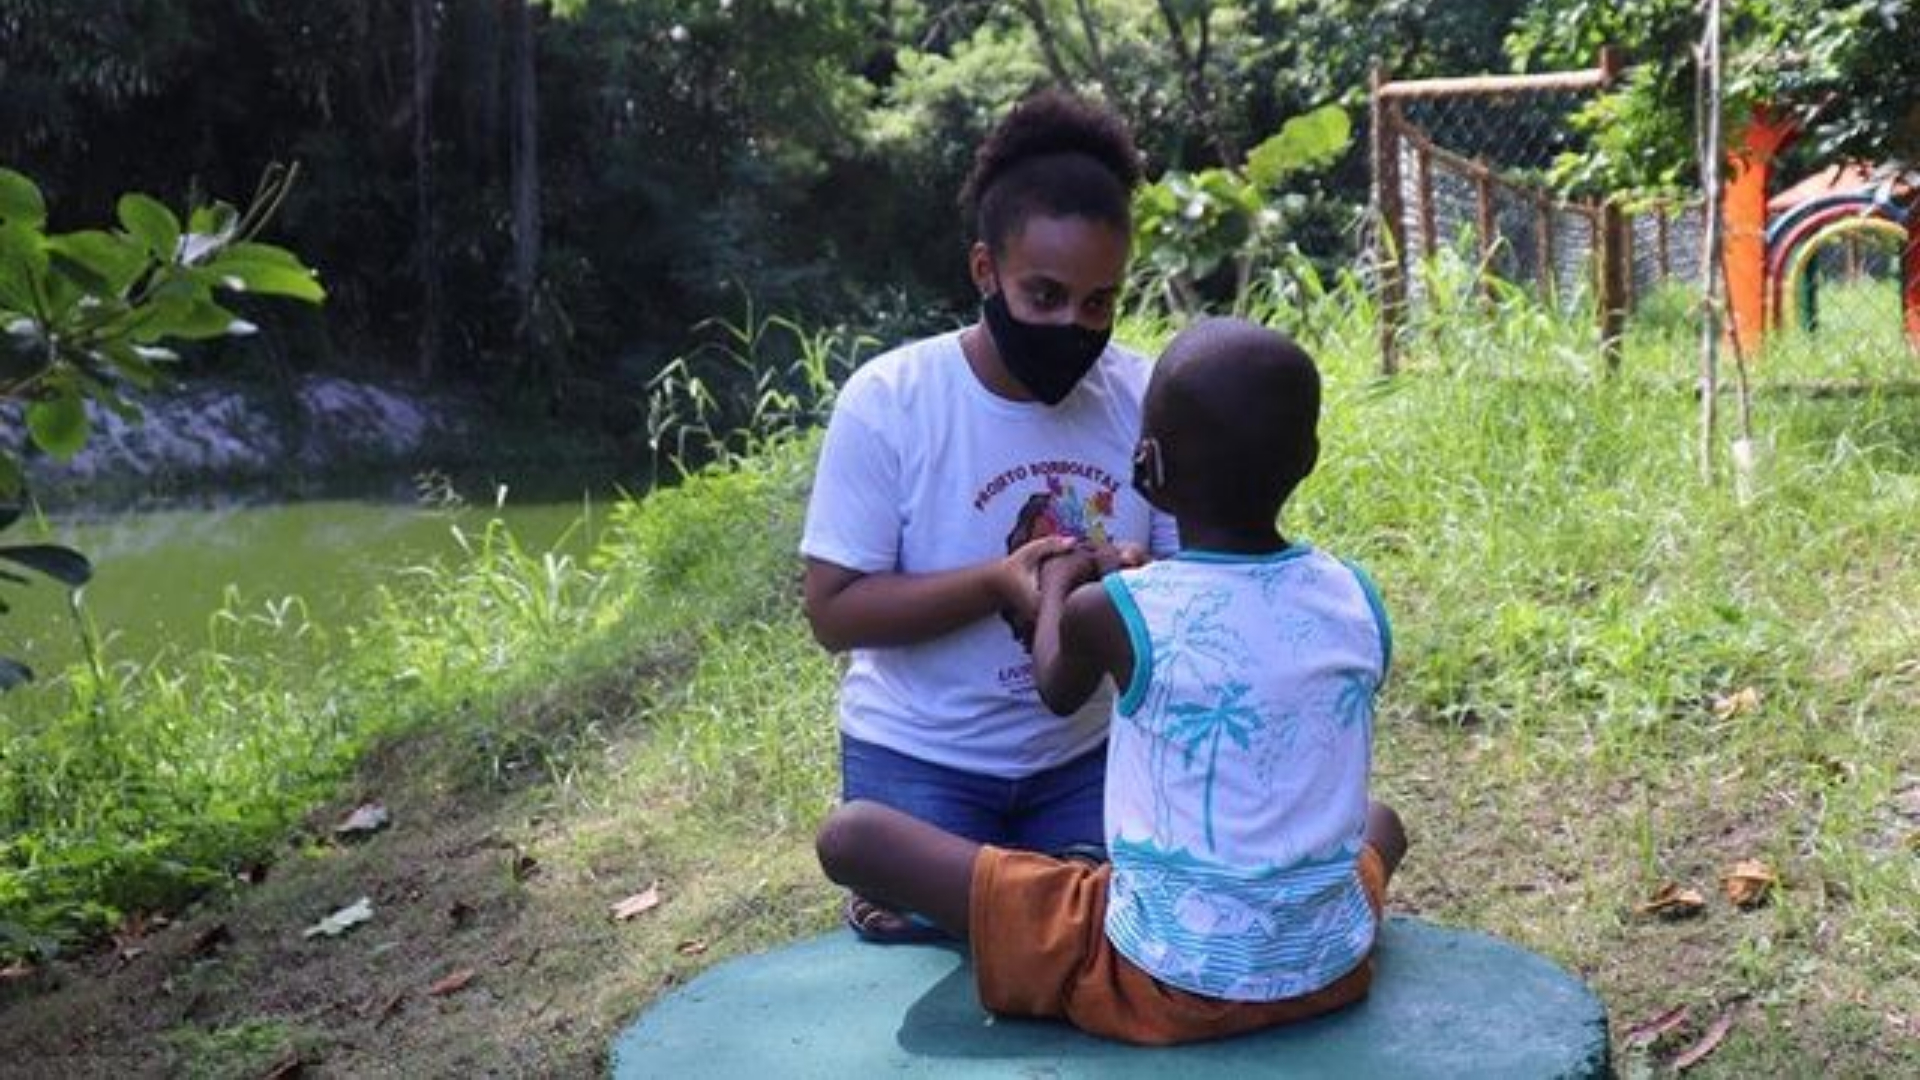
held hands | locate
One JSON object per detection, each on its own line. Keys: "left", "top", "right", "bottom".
{"left": 998, "top": 536, "right": 1143, "bottom": 651}
{"left": 1037, "top": 545, "right": 1100, "bottom": 597}
{"left": 997, "top": 535, "right": 1077, "bottom": 635}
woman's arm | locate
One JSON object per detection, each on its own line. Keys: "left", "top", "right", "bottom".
{"left": 1030, "top": 552, "right": 1131, "bottom": 715}
{"left": 803, "top": 534, "right": 1075, "bottom": 653}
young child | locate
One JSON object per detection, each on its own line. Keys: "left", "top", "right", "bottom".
{"left": 815, "top": 317, "right": 1407, "bottom": 1045}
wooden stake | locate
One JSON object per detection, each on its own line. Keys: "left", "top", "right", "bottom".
{"left": 1698, "top": 0, "right": 1726, "bottom": 480}
{"left": 1372, "top": 64, "right": 1406, "bottom": 375}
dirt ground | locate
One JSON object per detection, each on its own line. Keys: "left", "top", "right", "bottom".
{"left": 0, "top": 705, "right": 838, "bottom": 1079}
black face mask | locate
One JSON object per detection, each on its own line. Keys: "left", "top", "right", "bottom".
{"left": 982, "top": 290, "right": 1110, "bottom": 406}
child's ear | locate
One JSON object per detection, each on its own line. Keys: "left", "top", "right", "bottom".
{"left": 1301, "top": 435, "right": 1321, "bottom": 480}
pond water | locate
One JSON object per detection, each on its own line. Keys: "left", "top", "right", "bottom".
{"left": 1, "top": 467, "right": 627, "bottom": 685}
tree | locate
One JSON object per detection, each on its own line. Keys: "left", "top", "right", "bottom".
{"left": 507, "top": 0, "right": 541, "bottom": 366}
{"left": 413, "top": 0, "right": 442, "bottom": 381}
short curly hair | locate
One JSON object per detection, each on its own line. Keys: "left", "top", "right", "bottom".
{"left": 958, "top": 89, "right": 1143, "bottom": 253}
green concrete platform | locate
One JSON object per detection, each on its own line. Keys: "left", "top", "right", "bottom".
{"left": 611, "top": 916, "right": 1609, "bottom": 1078}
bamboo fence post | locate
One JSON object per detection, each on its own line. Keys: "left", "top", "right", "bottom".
{"left": 1536, "top": 191, "right": 1557, "bottom": 307}
{"left": 1475, "top": 168, "right": 1497, "bottom": 306}
{"left": 1656, "top": 204, "right": 1671, "bottom": 280}
{"left": 1416, "top": 141, "right": 1436, "bottom": 259}
{"left": 1372, "top": 64, "right": 1406, "bottom": 375}
{"left": 1698, "top": 0, "right": 1726, "bottom": 479}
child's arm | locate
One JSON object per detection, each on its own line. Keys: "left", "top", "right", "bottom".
{"left": 1031, "top": 551, "right": 1133, "bottom": 715}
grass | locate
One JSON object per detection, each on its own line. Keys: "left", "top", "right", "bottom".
{"left": 3, "top": 274, "right": 1919, "bottom": 1073}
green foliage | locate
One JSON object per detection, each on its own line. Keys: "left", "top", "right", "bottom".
{"left": 642, "top": 298, "right": 875, "bottom": 474}
{"left": 0, "top": 165, "right": 322, "bottom": 475}
{"left": 1131, "top": 103, "right": 1352, "bottom": 313}
{"left": 0, "top": 1, "right": 1536, "bottom": 399}
{"left": 1509, "top": 0, "right": 1920, "bottom": 195}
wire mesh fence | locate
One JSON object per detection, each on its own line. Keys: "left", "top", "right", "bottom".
{"left": 1366, "top": 55, "right": 1919, "bottom": 386}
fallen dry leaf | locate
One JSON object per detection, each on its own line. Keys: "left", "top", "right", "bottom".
{"left": 1711, "top": 686, "right": 1762, "bottom": 720}
{"left": 0, "top": 961, "right": 35, "bottom": 982}
{"left": 676, "top": 939, "right": 709, "bottom": 956}
{"left": 334, "top": 802, "right": 390, "bottom": 838}
{"left": 302, "top": 897, "right": 375, "bottom": 939}
{"left": 1721, "top": 858, "right": 1777, "bottom": 909}
{"left": 427, "top": 968, "right": 477, "bottom": 997}
{"left": 610, "top": 882, "right": 663, "bottom": 922}
{"left": 1673, "top": 1011, "right": 1735, "bottom": 1070}
{"left": 1635, "top": 882, "right": 1707, "bottom": 919}
{"left": 1624, "top": 1004, "right": 1690, "bottom": 1046}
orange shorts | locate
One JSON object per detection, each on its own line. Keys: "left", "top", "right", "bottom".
{"left": 969, "top": 844, "right": 1389, "bottom": 1046}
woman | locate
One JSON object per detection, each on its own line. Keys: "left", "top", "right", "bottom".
{"left": 801, "top": 90, "right": 1178, "bottom": 941}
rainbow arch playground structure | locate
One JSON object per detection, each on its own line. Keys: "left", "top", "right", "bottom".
{"left": 1723, "top": 106, "right": 1920, "bottom": 359}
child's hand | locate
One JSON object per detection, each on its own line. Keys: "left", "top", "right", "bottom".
{"left": 1037, "top": 545, "right": 1100, "bottom": 596}
{"left": 1085, "top": 541, "right": 1148, "bottom": 577}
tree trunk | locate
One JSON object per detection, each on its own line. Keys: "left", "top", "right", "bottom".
{"left": 506, "top": 0, "right": 540, "bottom": 361}
{"left": 1015, "top": 0, "right": 1074, "bottom": 88}
{"left": 412, "top": 0, "right": 440, "bottom": 381}
{"left": 1153, "top": 0, "right": 1236, "bottom": 166}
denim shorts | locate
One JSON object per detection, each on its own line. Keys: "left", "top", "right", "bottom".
{"left": 839, "top": 733, "right": 1107, "bottom": 856}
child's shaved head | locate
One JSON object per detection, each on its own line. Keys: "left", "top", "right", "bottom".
{"left": 1146, "top": 318, "right": 1321, "bottom": 525}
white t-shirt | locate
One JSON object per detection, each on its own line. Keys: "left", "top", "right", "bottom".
{"left": 801, "top": 329, "right": 1180, "bottom": 778}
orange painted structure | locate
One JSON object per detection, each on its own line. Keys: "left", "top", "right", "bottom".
{"left": 1721, "top": 108, "right": 1801, "bottom": 357}
{"left": 1724, "top": 107, "right": 1920, "bottom": 355}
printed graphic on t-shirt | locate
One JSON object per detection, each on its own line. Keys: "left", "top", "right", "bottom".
{"left": 972, "top": 461, "right": 1124, "bottom": 692}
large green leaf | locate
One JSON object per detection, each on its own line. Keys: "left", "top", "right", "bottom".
{"left": 47, "top": 230, "right": 149, "bottom": 297}
{"left": 207, "top": 253, "right": 325, "bottom": 303}
{"left": 117, "top": 193, "right": 182, "bottom": 260}
{"left": 0, "top": 221, "right": 49, "bottom": 315}
{"left": 25, "top": 390, "right": 88, "bottom": 460}
{"left": 143, "top": 296, "right": 252, "bottom": 340}
{"left": 97, "top": 341, "right": 175, "bottom": 389}
{"left": 1246, "top": 105, "right": 1353, "bottom": 189}
{"left": 0, "top": 169, "right": 46, "bottom": 229}
{"left": 218, "top": 241, "right": 309, "bottom": 270}
{"left": 0, "top": 543, "right": 93, "bottom": 587}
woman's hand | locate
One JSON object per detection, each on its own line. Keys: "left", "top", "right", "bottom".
{"left": 997, "top": 535, "right": 1077, "bottom": 625}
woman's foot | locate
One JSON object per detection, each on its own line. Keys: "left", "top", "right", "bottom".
{"left": 843, "top": 893, "right": 948, "bottom": 945}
